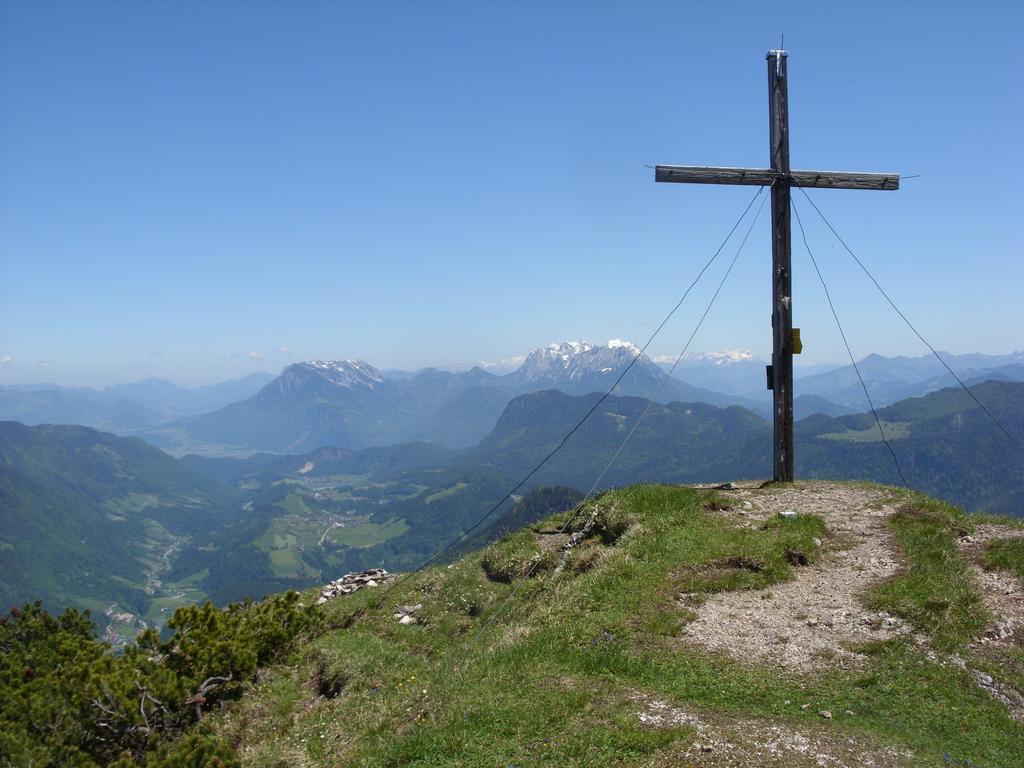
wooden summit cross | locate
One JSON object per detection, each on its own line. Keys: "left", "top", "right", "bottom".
{"left": 656, "top": 49, "right": 899, "bottom": 483}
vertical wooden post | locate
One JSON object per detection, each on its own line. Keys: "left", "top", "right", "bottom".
{"left": 768, "top": 50, "right": 794, "bottom": 482}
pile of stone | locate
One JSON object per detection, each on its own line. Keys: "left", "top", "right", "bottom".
{"left": 315, "top": 568, "right": 388, "bottom": 605}
{"left": 394, "top": 604, "right": 422, "bottom": 625}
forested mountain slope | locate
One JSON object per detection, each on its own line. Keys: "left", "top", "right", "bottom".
{"left": 0, "top": 422, "right": 237, "bottom": 625}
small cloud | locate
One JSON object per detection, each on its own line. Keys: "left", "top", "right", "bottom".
{"left": 33, "top": 360, "right": 54, "bottom": 368}
{"left": 0, "top": 355, "right": 12, "bottom": 368}
{"left": 651, "top": 354, "right": 676, "bottom": 364}
{"left": 686, "top": 349, "right": 757, "bottom": 366}
{"left": 231, "top": 348, "right": 288, "bottom": 361}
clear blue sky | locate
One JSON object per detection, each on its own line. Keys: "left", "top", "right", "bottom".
{"left": 1, "top": 1, "right": 1021, "bottom": 386}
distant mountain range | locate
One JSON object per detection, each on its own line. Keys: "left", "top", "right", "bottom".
{"left": 668, "top": 349, "right": 1024, "bottom": 406}
{"left": 147, "top": 362, "right": 511, "bottom": 455}
{"left": 3, "top": 346, "right": 1022, "bottom": 460}
{"left": 506, "top": 340, "right": 733, "bottom": 403}
{"left": 796, "top": 353, "right": 1024, "bottom": 409}
{"left": 141, "top": 342, "right": 771, "bottom": 455}
{"left": 0, "top": 372, "right": 274, "bottom": 433}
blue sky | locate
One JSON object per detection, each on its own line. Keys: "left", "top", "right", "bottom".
{"left": 1, "top": 1, "right": 1021, "bottom": 386}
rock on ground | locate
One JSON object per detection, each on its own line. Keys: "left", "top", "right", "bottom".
{"left": 315, "top": 568, "right": 388, "bottom": 605}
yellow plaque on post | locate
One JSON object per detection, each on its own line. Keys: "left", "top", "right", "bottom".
{"left": 792, "top": 328, "right": 803, "bottom": 354}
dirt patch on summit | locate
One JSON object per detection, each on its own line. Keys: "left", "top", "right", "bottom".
{"left": 680, "top": 483, "right": 911, "bottom": 672}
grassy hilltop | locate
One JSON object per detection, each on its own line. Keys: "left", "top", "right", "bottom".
{"left": 4, "top": 481, "right": 1024, "bottom": 767}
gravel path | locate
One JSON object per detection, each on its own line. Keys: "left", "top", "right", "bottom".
{"left": 633, "top": 693, "right": 915, "bottom": 768}
{"left": 680, "top": 482, "right": 912, "bottom": 672}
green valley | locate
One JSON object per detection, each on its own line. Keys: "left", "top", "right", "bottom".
{"left": 3, "top": 381, "right": 1022, "bottom": 637}
{"left": 0, "top": 421, "right": 239, "bottom": 642}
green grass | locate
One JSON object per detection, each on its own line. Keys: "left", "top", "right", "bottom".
{"left": 175, "top": 568, "right": 209, "bottom": 588}
{"left": 211, "top": 484, "right": 1023, "bottom": 768}
{"left": 866, "top": 496, "right": 989, "bottom": 652}
{"left": 985, "top": 537, "right": 1024, "bottom": 583}
{"left": 817, "top": 421, "right": 911, "bottom": 442}
{"left": 256, "top": 527, "right": 308, "bottom": 578}
{"left": 675, "top": 510, "right": 826, "bottom": 595}
{"left": 276, "top": 492, "right": 314, "bottom": 517}
{"left": 266, "top": 547, "right": 318, "bottom": 579}
{"left": 270, "top": 532, "right": 298, "bottom": 549}
{"left": 329, "top": 518, "right": 409, "bottom": 548}
{"left": 104, "top": 491, "right": 161, "bottom": 514}
{"left": 424, "top": 482, "right": 468, "bottom": 504}
{"left": 480, "top": 529, "right": 558, "bottom": 583}
{"left": 269, "top": 548, "right": 300, "bottom": 569}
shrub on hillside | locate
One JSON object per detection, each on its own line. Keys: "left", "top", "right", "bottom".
{"left": 481, "top": 530, "right": 557, "bottom": 583}
{"left": 588, "top": 500, "right": 632, "bottom": 545}
{"left": 0, "top": 592, "right": 320, "bottom": 766}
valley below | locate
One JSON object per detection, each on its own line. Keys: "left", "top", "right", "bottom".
{"left": 3, "top": 346, "right": 1023, "bottom": 648}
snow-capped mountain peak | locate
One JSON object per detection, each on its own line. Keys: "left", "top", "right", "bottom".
{"left": 511, "top": 340, "right": 651, "bottom": 384}
{"left": 607, "top": 339, "right": 642, "bottom": 355}
{"left": 308, "top": 360, "right": 384, "bottom": 386}
{"left": 545, "top": 340, "right": 594, "bottom": 360}
{"left": 307, "top": 359, "right": 383, "bottom": 379}
{"left": 274, "top": 359, "right": 385, "bottom": 393}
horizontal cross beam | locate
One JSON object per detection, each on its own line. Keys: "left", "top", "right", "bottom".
{"left": 655, "top": 165, "right": 899, "bottom": 191}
